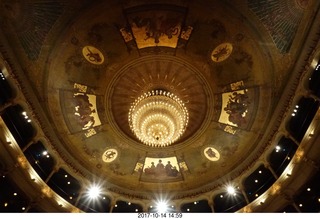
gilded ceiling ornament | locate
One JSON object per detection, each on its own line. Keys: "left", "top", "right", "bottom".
{"left": 204, "top": 147, "right": 220, "bottom": 161}
{"left": 127, "top": 10, "right": 184, "bottom": 48}
{"left": 120, "top": 27, "right": 134, "bottom": 42}
{"left": 102, "top": 149, "right": 118, "bottom": 163}
{"left": 180, "top": 26, "right": 193, "bottom": 41}
{"left": 41, "top": 186, "right": 53, "bottom": 198}
{"left": 82, "top": 46, "right": 104, "bottom": 65}
{"left": 211, "top": 43, "right": 233, "bottom": 62}
{"left": 17, "top": 155, "right": 28, "bottom": 169}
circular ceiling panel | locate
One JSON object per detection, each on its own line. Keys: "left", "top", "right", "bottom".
{"left": 107, "top": 55, "right": 210, "bottom": 148}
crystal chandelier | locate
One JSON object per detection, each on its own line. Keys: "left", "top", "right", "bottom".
{"left": 128, "top": 90, "right": 189, "bottom": 147}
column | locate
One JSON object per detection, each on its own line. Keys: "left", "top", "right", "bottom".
{"left": 264, "top": 162, "right": 279, "bottom": 179}
{"left": 238, "top": 184, "right": 250, "bottom": 205}
{"left": 292, "top": 202, "right": 302, "bottom": 212}
{"left": 21, "top": 139, "right": 38, "bottom": 152}
{"left": 283, "top": 131, "right": 300, "bottom": 146}
{"left": 0, "top": 101, "right": 14, "bottom": 113}
{"left": 45, "top": 165, "right": 59, "bottom": 183}
{"left": 24, "top": 205, "right": 32, "bottom": 212}
{"left": 171, "top": 200, "right": 183, "bottom": 213}
{"left": 303, "top": 90, "right": 320, "bottom": 102}
{"left": 74, "top": 189, "right": 85, "bottom": 208}
{"left": 109, "top": 199, "right": 117, "bottom": 213}
{"left": 207, "top": 198, "right": 215, "bottom": 212}
{"left": 142, "top": 202, "right": 150, "bottom": 213}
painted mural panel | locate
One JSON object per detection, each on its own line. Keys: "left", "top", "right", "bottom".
{"left": 219, "top": 89, "right": 253, "bottom": 129}
{"left": 203, "top": 146, "right": 221, "bottom": 161}
{"left": 126, "top": 9, "right": 185, "bottom": 49}
{"left": 73, "top": 93, "right": 101, "bottom": 130}
{"left": 140, "top": 156, "right": 182, "bottom": 182}
{"left": 60, "top": 89, "right": 102, "bottom": 134}
{"left": 211, "top": 43, "right": 233, "bottom": 62}
{"left": 82, "top": 46, "right": 105, "bottom": 65}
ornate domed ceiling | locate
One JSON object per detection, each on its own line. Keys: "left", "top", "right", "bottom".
{"left": 44, "top": 0, "right": 275, "bottom": 196}
{"left": 0, "top": 0, "right": 318, "bottom": 203}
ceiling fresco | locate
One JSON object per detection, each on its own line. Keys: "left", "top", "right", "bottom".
{"left": 43, "top": 1, "right": 275, "bottom": 197}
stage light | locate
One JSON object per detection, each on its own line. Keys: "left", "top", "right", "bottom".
{"left": 227, "top": 185, "right": 236, "bottom": 195}
{"left": 88, "top": 185, "right": 101, "bottom": 199}
{"left": 156, "top": 200, "right": 169, "bottom": 213}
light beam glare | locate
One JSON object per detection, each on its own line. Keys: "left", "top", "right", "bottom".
{"left": 227, "top": 185, "right": 236, "bottom": 195}
{"left": 156, "top": 200, "right": 169, "bottom": 213}
{"left": 88, "top": 184, "right": 101, "bottom": 199}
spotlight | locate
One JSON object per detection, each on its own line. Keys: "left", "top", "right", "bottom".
{"left": 87, "top": 185, "right": 101, "bottom": 199}
{"left": 227, "top": 185, "right": 236, "bottom": 195}
{"left": 155, "top": 200, "right": 169, "bottom": 213}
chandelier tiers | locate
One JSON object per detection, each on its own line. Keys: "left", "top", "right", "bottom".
{"left": 128, "top": 90, "right": 189, "bottom": 147}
